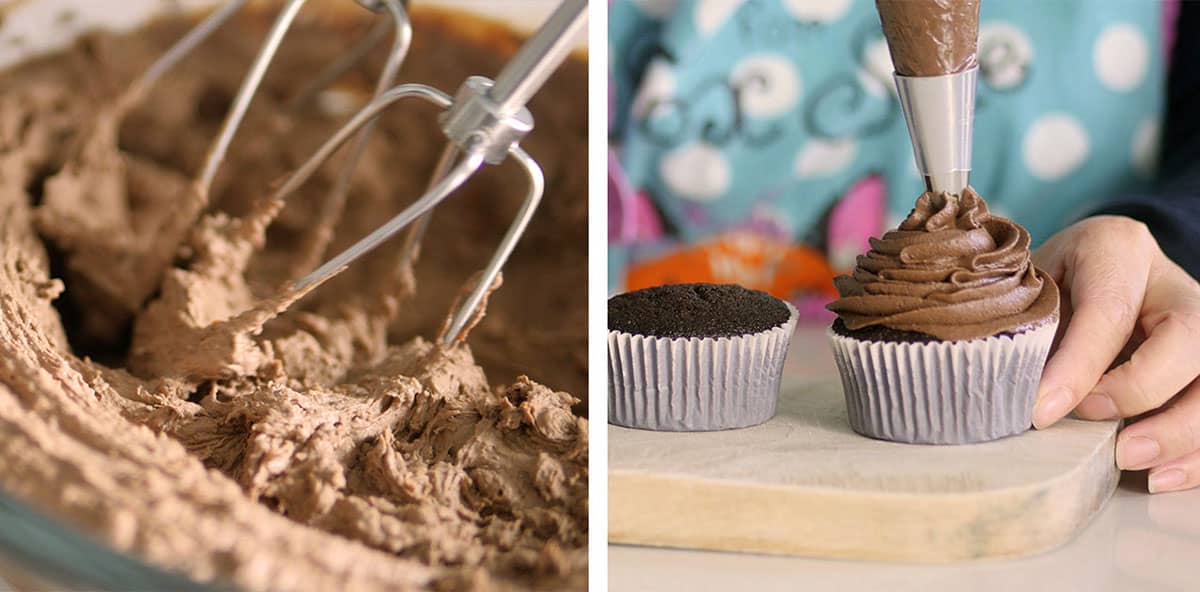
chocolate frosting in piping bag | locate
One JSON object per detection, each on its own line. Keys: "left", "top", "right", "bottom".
{"left": 875, "top": 0, "right": 980, "bottom": 76}
{"left": 828, "top": 188, "right": 1058, "bottom": 342}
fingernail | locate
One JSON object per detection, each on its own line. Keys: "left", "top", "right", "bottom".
{"left": 1149, "top": 468, "right": 1187, "bottom": 494}
{"left": 1076, "top": 392, "right": 1119, "bottom": 420}
{"left": 1116, "top": 436, "right": 1160, "bottom": 469}
{"left": 1033, "top": 387, "right": 1073, "bottom": 429}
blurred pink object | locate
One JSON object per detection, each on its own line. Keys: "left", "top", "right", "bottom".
{"left": 1163, "top": 0, "right": 1181, "bottom": 64}
{"left": 609, "top": 150, "right": 663, "bottom": 243}
{"left": 827, "top": 174, "right": 886, "bottom": 272}
{"left": 629, "top": 191, "right": 664, "bottom": 240}
{"left": 792, "top": 292, "right": 837, "bottom": 324}
{"left": 608, "top": 150, "right": 633, "bottom": 241}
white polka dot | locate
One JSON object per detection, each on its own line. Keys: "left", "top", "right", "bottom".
{"left": 1094, "top": 23, "right": 1150, "bottom": 92}
{"left": 782, "top": 0, "right": 852, "bottom": 23}
{"left": 660, "top": 142, "right": 731, "bottom": 201}
{"left": 631, "top": 59, "right": 675, "bottom": 119}
{"left": 859, "top": 38, "right": 895, "bottom": 97}
{"left": 1132, "top": 118, "right": 1160, "bottom": 176}
{"left": 1023, "top": 114, "right": 1090, "bottom": 181}
{"left": 632, "top": 0, "right": 678, "bottom": 19}
{"left": 695, "top": 0, "right": 746, "bottom": 36}
{"left": 978, "top": 22, "right": 1034, "bottom": 90}
{"left": 730, "top": 54, "right": 801, "bottom": 118}
{"left": 794, "top": 138, "right": 858, "bottom": 178}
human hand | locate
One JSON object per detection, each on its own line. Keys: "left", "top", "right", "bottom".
{"left": 1031, "top": 216, "right": 1200, "bottom": 493}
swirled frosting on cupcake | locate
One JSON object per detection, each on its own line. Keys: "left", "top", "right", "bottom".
{"left": 827, "top": 188, "right": 1058, "bottom": 341}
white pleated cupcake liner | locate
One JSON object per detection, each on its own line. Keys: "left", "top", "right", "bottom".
{"left": 608, "top": 303, "right": 798, "bottom": 432}
{"left": 827, "top": 318, "right": 1059, "bottom": 445}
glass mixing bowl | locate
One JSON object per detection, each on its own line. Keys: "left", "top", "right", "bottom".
{"left": 0, "top": 491, "right": 222, "bottom": 591}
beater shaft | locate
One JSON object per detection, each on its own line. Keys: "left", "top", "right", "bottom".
{"left": 490, "top": 0, "right": 588, "bottom": 117}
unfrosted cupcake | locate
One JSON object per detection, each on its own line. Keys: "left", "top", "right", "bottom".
{"left": 608, "top": 283, "right": 798, "bottom": 431}
{"left": 826, "top": 188, "right": 1059, "bottom": 444}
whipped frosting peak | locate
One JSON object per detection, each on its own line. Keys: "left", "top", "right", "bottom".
{"left": 828, "top": 188, "right": 1058, "bottom": 341}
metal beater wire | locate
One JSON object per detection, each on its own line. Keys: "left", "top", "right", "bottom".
{"left": 288, "top": 16, "right": 393, "bottom": 109}
{"left": 194, "top": 0, "right": 308, "bottom": 196}
{"left": 292, "top": 0, "right": 413, "bottom": 273}
{"left": 133, "top": 0, "right": 409, "bottom": 200}
{"left": 122, "top": 0, "right": 252, "bottom": 105}
{"left": 440, "top": 146, "right": 545, "bottom": 345}
{"left": 263, "top": 84, "right": 485, "bottom": 292}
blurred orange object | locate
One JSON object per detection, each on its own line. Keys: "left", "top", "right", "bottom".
{"left": 625, "top": 232, "right": 837, "bottom": 299}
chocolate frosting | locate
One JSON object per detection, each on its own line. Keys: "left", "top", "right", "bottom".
{"left": 876, "top": 0, "right": 980, "bottom": 76}
{"left": 827, "top": 188, "right": 1059, "bottom": 341}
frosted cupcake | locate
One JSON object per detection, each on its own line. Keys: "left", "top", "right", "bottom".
{"left": 608, "top": 283, "right": 798, "bottom": 431}
{"left": 826, "top": 188, "right": 1059, "bottom": 444}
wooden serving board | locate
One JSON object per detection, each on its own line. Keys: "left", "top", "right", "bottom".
{"left": 609, "top": 376, "right": 1120, "bottom": 562}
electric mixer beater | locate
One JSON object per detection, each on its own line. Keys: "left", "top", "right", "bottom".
{"left": 88, "top": 0, "right": 587, "bottom": 349}
{"left": 281, "top": 0, "right": 589, "bottom": 346}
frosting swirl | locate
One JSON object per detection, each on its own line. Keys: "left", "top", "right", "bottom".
{"left": 827, "top": 188, "right": 1058, "bottom": 341}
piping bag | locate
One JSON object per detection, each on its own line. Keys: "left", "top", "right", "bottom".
{"left": 876, "top": 0, "right": 980, "bottom": 195}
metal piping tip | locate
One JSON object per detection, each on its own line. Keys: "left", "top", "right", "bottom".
{"left": 894, "top": 66, "right": 977, "bottom": 195}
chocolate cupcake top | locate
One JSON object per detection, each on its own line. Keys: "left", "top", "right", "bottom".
{"left": 827, "top": 188, "right": 1058, "bottom": 341}
{"left": 609, "top": 283, "right": 790, "bottom": 339}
